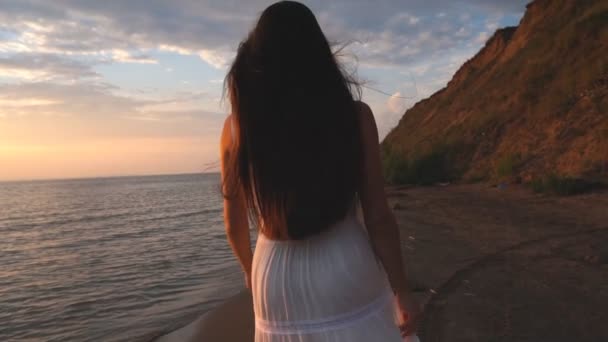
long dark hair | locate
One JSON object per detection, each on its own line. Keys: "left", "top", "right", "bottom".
{"left": 224, "top": 1, "right": 362, "bottom": 240}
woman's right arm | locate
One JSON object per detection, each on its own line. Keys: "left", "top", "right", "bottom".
{"left": 220, "top": 115, "right": 253, "bottom": 289}
{"left": 356, "top": 101, "right": 420, "bottom": 335}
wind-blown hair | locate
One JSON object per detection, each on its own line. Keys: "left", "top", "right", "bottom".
{"left": 223, "top": 1, "right": 362, "bottom": 240}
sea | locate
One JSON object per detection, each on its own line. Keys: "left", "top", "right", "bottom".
{"left": 0, "top": 173, "right": 248, "bottom": 341}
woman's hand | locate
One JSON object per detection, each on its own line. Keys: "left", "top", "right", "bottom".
{"left": 396, "top": 291, "right": 422, "bottom": 337}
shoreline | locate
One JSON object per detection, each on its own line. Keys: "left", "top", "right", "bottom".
{"left": 153, "top": 290, "right": 253, "bottom": 342}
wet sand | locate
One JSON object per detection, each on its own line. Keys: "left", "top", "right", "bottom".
{"left": 157, "top": 184, "right": 608, "bottom": 341}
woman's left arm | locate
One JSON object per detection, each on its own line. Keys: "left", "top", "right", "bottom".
{"left": 220, "top": 116, "right": 253, "bottom": 289}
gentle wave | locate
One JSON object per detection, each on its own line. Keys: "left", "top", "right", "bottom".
{"left": 0, "top": 173, "right": 244, "bottom": 342}
{"left": 1, "top": 207, "right": 223, "bottom": 233}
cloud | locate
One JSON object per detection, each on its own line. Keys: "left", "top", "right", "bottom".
{"left": 0, "top": 0, "right": 527, "bottom": 138}
{"left": 0, "top": 0, "right": 528, "bottom": 70}
{"left": 476, "top": 31, "right": 490, "bottom": 44}
{"left": 197, "top": 49, "right": 232, "bottom": 69}
{"left": 387, "top": 12, "right": 421, "bottom": 28}
{"left": 0, "top": 79, "right": 219, "bottom": 121}
{"left": 110, "top": 50, "right": 157, "bottom": 64}
{"left": 0, "top": 97, "right": 61, "bottom": 107}
{"left": 387, "top": 91, "right": 405, "bottom": 114}
{"left": 0, "top": 53, "right": 98, "bottom": 80}
{"left": 0, "top": 81, "right": 141, "bottom": 118}
{"left": 0, "top": 1, "right": 246, "bottom": 69}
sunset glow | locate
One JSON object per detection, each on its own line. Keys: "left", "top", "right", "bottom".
{"left": 0, "top": 1, "right": 526, "bottom": 181}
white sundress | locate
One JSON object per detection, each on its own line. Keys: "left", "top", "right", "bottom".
{"left": 251, "top": 213, "right": 403, "bottom": 342}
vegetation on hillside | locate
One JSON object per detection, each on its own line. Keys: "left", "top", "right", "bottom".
{"left": 530, "top": 174, "right": 601, "bottom": 196}
{"left": 381, "top": 145, "right": 457, "bottom": 185}
{"left": 381, "top": 0, "right": 608, "bottom": 194}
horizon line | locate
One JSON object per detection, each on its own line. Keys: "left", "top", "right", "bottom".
{"left": 0, "top": 171, "right": 221, "bottom": 184}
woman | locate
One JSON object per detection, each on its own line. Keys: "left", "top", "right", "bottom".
{"left": 221, "top": 1, "right": 420, "bottom": 341}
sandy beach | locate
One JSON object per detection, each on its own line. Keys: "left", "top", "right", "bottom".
{"left": 390, "top": 184, "right": 608, "bottom": 341}
{"left": 157, "top": 184, "right": 608, "bottom": 341}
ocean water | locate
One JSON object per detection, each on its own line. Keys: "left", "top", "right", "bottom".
{"left": 0, "top": 173, "right": 246, "bottom": 341}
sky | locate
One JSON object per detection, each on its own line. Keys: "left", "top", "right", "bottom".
{"left": 0, "top": 0, "right": 527, "bottom": 181}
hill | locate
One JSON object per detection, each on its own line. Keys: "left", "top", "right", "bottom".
{"left": 382, "top": 0, "right": 608, "bottom": 191}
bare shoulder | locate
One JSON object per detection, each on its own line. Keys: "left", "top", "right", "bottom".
{"left": 355, "top": 100, "right": 373, "bottom": 118}
{"left": 220, "top": 114, "right": 235, "bottom": 156}
{"left": 355, "top": 101, "right": 379, "bottom": 142}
